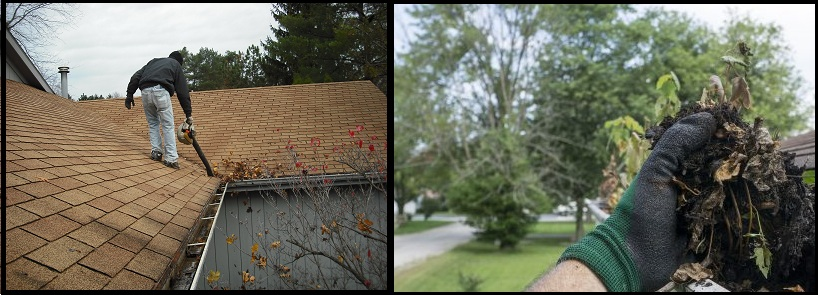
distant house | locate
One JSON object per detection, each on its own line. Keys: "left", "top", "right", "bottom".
{"left": 780, "top": 130, "right": 815, "bottom": 170}
{"left": 5, "top": 26, "right": 387, "bottom": 290}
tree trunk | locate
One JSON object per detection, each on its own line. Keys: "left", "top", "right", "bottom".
{"left": 574, "top": 196, "right": 585, "bottom": 241}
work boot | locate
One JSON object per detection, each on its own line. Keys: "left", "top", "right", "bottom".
{"left": 163, "top": 160, "right": 179, "bottom": 169}
{"left": 150, "top": 150, "right": 163, "bottom": 161}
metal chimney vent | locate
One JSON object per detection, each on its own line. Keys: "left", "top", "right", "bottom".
{"left": 58, "top": 66, "right": 69, "bottom": 98}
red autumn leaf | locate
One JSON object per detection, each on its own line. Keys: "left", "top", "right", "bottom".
{"left": 349, "top": 130, "right": 355, "bottom": 137}
{"left": 369, "top": 144, "right": 375, "bottom": 152}
{"left": 296, "top": 162, "right": 302, "bottom": 168}
{"left": 358, "top": 140, "right": 363, "bottom": 148}
{"left": 364, "top": 279, "right": 371, "bottom": 287}
{"left": 356, "top": 125, "right": 364, "bottom": 132}
{"left": 371, "top": 135, "right": 378, "bottom": 140}
{"left": 368, "top": 249, "right": 371, "bottom": 258}
{"left": 324, "top": 179, "right": 332, "bottom": 185}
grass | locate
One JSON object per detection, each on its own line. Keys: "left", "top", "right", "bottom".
{"left": 803, "top": 169, "right": 815, "bottom": 185}
{"left": 394, "top": 221, "right": 597, "bottom": 292}
{"left": 395, "top": 220, "right": 453, "bottom": 235}
{"left": 530, "top": 220, "right": 596, "bottom": 234}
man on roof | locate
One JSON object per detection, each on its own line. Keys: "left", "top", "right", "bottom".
{"left": 125, "top": 50, "right": 193, "bottom": 169}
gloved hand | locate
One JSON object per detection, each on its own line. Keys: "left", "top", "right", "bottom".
{"left": 185, "top": 116, "right": 194, "bottom": 126}
{"left": 125, "top": 96, "right": 135, "bottom": 109}
{"left": 558, "top": 112, "right": 716, "bottom": 292}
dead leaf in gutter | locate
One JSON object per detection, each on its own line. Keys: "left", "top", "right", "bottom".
{"left": 783, "top": 284, "right": 805, "bottom": 292}
{"left": 672, "top": 262, "right": 714, "bottom": 284}
{"left": 714, "top": 152, "right": 747, "bottom": 183}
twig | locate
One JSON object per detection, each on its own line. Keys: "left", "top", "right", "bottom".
{"left": 722, "top": 211, "right": 733, "bottom": 253}
{"left": 744, "top": 181, "right": 754, "bottom": 237}
{"left": 728, "top": 185, "right": 743, "bottom": 254}
{"left": 744, "top": 181, "right": 757, "bottom": 260}
{"left": 708, "top": 222, "right": 715, "bottom": 260}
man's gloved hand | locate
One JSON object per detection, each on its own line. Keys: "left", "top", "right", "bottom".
{"left": 558, "top": 112, "right": 716, "bottom": 292}
{"left": 125, "top": 96, "right": 135, "bottom": 109}
{"left": 185, "top": 116, "right": 194, "bottom": 126}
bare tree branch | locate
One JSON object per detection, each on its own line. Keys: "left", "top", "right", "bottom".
{"left": 5, "top": 3, "right": 81, "bottom": 96}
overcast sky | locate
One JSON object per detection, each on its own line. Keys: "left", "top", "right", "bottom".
{"left": 38, "top": 3, "right": 275, "bottom": 99}
{"left": 395, "top": 4, "right": 816, "bottom": 132}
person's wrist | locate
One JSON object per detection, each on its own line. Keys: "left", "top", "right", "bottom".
{"left": 558, "top": 202, "right": 641, "bottom": 291}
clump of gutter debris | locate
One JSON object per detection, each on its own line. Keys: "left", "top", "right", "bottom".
{"left": 646, "top": 72, "right": 814, "bottom": 292}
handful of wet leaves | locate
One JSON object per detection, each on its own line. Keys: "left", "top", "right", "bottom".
{"left": 646, "top": 88, "right": 815, "bottom": 292}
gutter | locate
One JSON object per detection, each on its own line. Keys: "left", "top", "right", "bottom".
{"left": 167, "top": 184, "right": 228, "bottom": 290}
{"left": 188, "top": 184, "right": 229, "bottom": 290}
{"left": 224, "top": 172, "right": 385, "bottom": 192}
{"left": 584, "top": 198, "right": 610, "bottom": 225}
{"left": 181, "top": 172, "right": 384, "bottom": 289}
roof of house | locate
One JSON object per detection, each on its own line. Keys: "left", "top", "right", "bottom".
{"left": 779, "top": 129, "right": 815, "bottom": 170}
{"left": 4, "top": 78, "right": 387, "bottom": 290}
{"left": 5, "top": 29, "right": 55, "bottom": 94}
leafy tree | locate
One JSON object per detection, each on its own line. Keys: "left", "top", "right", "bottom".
{"left": 532, "top": 4, "right": 640, "bottom": 238}
{"left": 401, "top": 4, "right": 556, "bottom": 249}
{"left": 393, "top": 170, "right": 419, "bottom": 222}
{"left": 78, "top": 93, "right": 106, "bottom": 101}
{"left": 242, "top": 44, "right": 269, "bottom": 88}
{"left": 395, "top": 60, "right": 458, "bottom": 223}
{"left": 264, "top": 3, "right": 387, "bottom": 93}
{"left": 447, "top": 128, "right": 549, "bottom": 250}
{"left": 418, "top": 196, "right": 442, "bottom": 221}
{"left": 184, "top": 47, "right": 231, "bottom": 91}
{"left": 394, "top": 63, "right": 422, "bottom": 221}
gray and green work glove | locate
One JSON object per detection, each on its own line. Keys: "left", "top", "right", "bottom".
{"left": 558, "top": 112, "right": 716, "bottom": 292}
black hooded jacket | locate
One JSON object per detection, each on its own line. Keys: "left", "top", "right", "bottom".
{"left": 126, "top": 57, "right": 192, "bottom": 118}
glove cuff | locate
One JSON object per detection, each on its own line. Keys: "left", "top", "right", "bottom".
{"left": 558, "top": 211, "right": 640, "bottom": 291}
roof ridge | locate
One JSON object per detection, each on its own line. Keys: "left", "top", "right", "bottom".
{"left": 76, "top": 80, "right": 379, "bottom": 102}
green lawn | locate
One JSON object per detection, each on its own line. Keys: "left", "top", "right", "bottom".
{"left": 530, "top": 221, "right": 596, "bottom": 234}
{"left": 394, "top": 221, "right": 596, "bottom": 292}
{"left": 395, "top": 220, "right": 453, "bottom": 235}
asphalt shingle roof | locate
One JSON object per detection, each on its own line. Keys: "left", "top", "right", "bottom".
{"left": 81, "top": 80, "right": 388, "bottom": 179}
{"left": 779, "top": 130, "right": 815, "bottom": 170}
{"left": 4, "top": 78, "right": 387, "bottom": 290}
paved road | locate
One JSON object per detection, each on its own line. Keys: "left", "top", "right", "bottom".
{"left": 394, "top": 220, "right": 476, "bottom": 271}
{"left": 394, "top": 214, "right": 579, "bottom": 271}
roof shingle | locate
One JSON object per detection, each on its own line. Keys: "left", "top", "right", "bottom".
{"left": 4, "top": 78, "right": 387, "bottom": 290}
